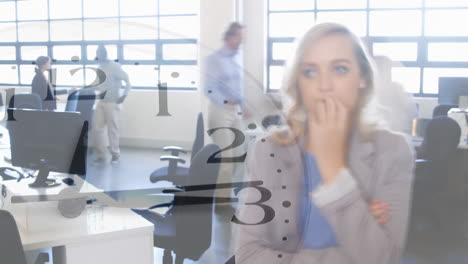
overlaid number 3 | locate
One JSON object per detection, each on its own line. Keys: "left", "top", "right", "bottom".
{"left": 231, "top": 181, "right": 275, "bottom": 225}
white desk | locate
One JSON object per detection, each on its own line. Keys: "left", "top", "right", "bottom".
{"left": 21, "top": 206, "right": 154, "bottom": 264}
{"left": 1, "top": 176, "right": 156, "bottom": 264}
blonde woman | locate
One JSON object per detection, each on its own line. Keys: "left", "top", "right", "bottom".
{"left": 235, "top": 23, "right": 414, "bottom": 264}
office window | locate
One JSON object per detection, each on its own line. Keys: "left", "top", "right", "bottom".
{"left": 0, "top": 2, "right": 16, "bottom": 22}
{"left": 0, "top": 23, "right": 17, "bottom": 42}
{"left": 18, "top": 22, "right": 49, "bottom": 42}
{"left": 123, "top": 65, "right": 158, "bottom": 87}
{"left": 269, "top": 13, "right": 313, "bottom": 38}
{"left": 425, "top": 10, "right": 468, "bottom": 36}
{"left": 123, "top": 44, "right": 156, "bottom": 60}
{"left": 373, "top": 43, "right": 418, "bottom": 61}
{"left": 83, "top": 0, "right": 119, "bottom": 18}
{"left": 0, "top": 65, "right": 18, "bottom": 84}
{"left": 0, "top": 46, "right": 16, "bottom": 61}
{"left": 49, "top": 0, "right": 82, "bottom": 19}
{"left": 84, "top": 19, "right": 119, "bottom": 41}
{"left": 159, "top": 16, "right": 198, "bottom": 39}
{"left": 426, "top": 0, "right": 468, "bottom": 7}
{"left": 21, "top": 46, "right": 48, "bottom": 61}
{"left": 163, "top": 44, "right": 197, "bottom": 60}
{"left": 17, "top": 0, "right": 48, "bottom": 21}
{"left": 159, "top": 66, "right": 197, "bottom": 88}
{"left": 428, "top": 43, "right": 468, "bottom": 62}
{"left": 0, "top": 0, "right": 199, "bottom": 89}
{"left": 50, "top": 20, "right": 83, "bottom": 41}
{"left": 370, "top": 0, "right": 422, "bottom": 8}
{"left": 53, "top": 46, "right": 81, "bottom": 62}
{"left": 120, "top": 0, "right": 157, "bottom": 16}
{"left": 267, "top": 0, "right": 468, "bottom": 96}
{"left": 370, "top": 11, "right": 422, "bottom": 36}
{"left": 272, "top": 42, "right": 295, "bottom": 61}
{"left": 120, "top": 18, "right": 158, "bottom": 40}
{"left": 317, "top": 11, "right": 367, "bottom": 36}
{"left": 159, "top": 0, "right": 198, "bottom": 14}
{"left": 316, "top": 0, "right": 366, "bottom": 9}
{"left": 269, "top": 0, "right": 313, "bottom": 11}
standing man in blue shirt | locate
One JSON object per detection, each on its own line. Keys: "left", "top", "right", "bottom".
{"left": 204, "top": 22, "right": 248, "bottom": 202}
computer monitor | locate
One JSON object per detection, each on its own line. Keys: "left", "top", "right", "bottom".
{"left": 438, "top": 77, "right": 468, "bottom": 105}
{"left": 7, "top": 109, "right": 88, "bottom": 188}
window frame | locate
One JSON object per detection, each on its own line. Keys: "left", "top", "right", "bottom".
{"left": 266, "top": 0, "right": 468, "bottom": 96}
{"left": 0, "top": 0, "right": 199, "bottom": 90}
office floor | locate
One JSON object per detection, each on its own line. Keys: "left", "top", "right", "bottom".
{"left": 85, "top": 146, "right": 468, "bottom": 264}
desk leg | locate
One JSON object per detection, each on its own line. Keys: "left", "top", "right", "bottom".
{"left": 53, "top": 246, "right": 67, "bottom": 264}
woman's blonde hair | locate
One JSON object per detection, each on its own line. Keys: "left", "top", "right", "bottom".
{"left": 272, "top": 23, "right": 378, "bottom": 145}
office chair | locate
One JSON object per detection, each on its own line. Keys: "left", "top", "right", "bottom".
{"left": 149, "top": 112, "right": 204, "bottom": 185}
{"left": 432, "top": 104, "right": 458, "bottom": 118}
{"left": 134, "top": 143, "right": 221, "bottom": 264}
{"left": 261, "top": 114, "right": 282, "bottom": 129}
{"left": 8, "top": 93, "right": 42, "bottom": 110}
{"left": 0, "top": 210, "right": 49, "bottom": 264}
{"left": 65, "top": 89, "right": 96, "bottom": 125}
{"left": 411, "top": 116, "right": 461, "bottom": 233}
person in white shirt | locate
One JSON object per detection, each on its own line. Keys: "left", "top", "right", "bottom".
{"left": 92, "top": 45, "right": 131, "bottom": 164}
{"left": 373, "top": 55, "right": 418, "bottom": 135}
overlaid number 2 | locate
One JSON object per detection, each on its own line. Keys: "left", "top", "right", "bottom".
{"left": 207, "top": 127, "right": 247, "bottom": 163}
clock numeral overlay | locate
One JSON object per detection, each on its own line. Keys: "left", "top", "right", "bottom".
{"left": 207, "top": 127, "right": 247, "bottom": 163}
{"left": 232, "top": 181, "right": 275, "bottom": 225}
{"left": 156, "top": 82, "right": 171, "bottom": 116}
{"left": 72, "top": 67, "right": 108, "bottom": 99}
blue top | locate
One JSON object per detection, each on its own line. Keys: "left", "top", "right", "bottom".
{"left": 301, "top": 152, "right": 338, "bottom": 248}
{"left": 204, "top": 46, "right": 244, "bottom": 109}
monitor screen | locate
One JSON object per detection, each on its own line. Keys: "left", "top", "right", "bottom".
{"left": 438, "top": 77, "right": 468, "bottom": 105}
{"left": 7, "top": 109, "right": 87, "bottom": 187}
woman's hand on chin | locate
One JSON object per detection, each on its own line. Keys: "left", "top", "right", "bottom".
{"left": 307, "top": 96, "right": 350, "bottom": 184}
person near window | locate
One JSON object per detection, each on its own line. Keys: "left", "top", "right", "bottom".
{"left": 92, "top": 45, "right": 131, "bottom": 164}
{"left": 204, "top": 22, "right": 250, "bottom": 199}
{"left": 31, "top": 56, "right": 66, "bottom": 110}
{"left": 235, "top": 23, "right": 414, "bottom": 264}
{"left": 373, "top": 55, "right": 418, "bottom": 135}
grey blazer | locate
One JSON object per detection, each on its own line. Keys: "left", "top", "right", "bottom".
{"left": 235, "top": 128, "right": 414, "bottom": 264}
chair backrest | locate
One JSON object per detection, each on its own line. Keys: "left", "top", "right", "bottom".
{"left": 419, "top": 116, "right": 461, "bottom": 162}
{"left": 175, "top": 143, "right": 220, "bottom": 260}
{"left": 65, "top": 89, "right": 96, "bottom": 124}
{"left": 432, "top": 104, "right": 458, "bottom": 118}
{"left": 262, "top": 114, "right": 282, "bottom": 129}
{"left": 0, "top": 210, "right": 27, "bottom": 264}
{"left": 190, "top": 112, "right": 204, "bottom": 161}
{"left": 8, "top": 93, "right": 42, "bottom": 110}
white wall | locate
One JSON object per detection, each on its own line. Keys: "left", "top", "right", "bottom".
{"left": 242, "top": 0, "right": 280, "bottom": 120}
{"left": 119, "top": 90, "right": 201, "bottom": 149}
